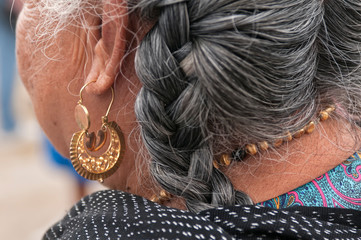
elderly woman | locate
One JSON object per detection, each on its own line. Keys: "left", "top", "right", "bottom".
{"left": 16, "top": 0, "right": 361, "bottom": 239}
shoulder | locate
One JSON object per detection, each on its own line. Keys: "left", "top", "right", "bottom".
{"left": 43, "top": 190, "right": 231, "bottom": 239}
{"left": 200, "top": 205, "right": 361, "bottom": 238}
{"left": 43, "top": 190, "right": 361, "bottom": 239}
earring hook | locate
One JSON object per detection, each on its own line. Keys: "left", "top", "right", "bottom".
{"left": 79, "top": 80, "right": 114, "bottom": 118}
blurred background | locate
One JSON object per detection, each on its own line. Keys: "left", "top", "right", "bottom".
{"left": 0, "top": 1, "right": 105, "bottom": 239}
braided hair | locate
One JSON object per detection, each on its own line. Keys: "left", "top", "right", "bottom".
{"left": 133, "top": 0, "right": 361, "bottom": 212}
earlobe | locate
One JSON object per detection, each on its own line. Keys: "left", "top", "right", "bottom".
{"left": 85, "top": 0, "right": 129, "bottom": 95}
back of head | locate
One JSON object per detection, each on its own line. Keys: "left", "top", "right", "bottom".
{"left": 133, "top": 0, "right": 361, "bottom": 212}
{"left": 23, "top": 0, "right": 361, "bottom": 212}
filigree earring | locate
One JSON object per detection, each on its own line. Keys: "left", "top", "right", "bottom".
{"left": 70, "top": 81, "right": 125, "bottom": 183}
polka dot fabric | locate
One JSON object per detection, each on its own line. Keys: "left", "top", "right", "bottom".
{"left": 43, "top": 190, "right": 361, "bottom": 239}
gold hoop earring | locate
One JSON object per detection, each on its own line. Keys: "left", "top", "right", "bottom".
{"left": 69, "top": 81, "right": 125, "bottom": 183}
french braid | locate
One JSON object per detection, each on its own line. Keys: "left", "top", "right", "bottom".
{"left": 134, "top": 0, "right": 253, "bottom": 212}
{"left": 133, "top": 0, "right": 361, "bottom": 212}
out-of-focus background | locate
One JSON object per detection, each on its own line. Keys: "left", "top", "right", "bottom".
{"left": 1, "top": 1, "right": 105, "bottom": 239}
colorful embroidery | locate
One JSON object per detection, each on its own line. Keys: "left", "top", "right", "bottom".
{"left": 257, "top": 152, "right": 361, "bottom": 210}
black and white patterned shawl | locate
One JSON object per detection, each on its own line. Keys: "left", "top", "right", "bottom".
{"left": 43, "top": 190, "right": 361, "bottom": 239}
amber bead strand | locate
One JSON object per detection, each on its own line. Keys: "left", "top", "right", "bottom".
{"left": 214, "top": 106, "right": 335, "bottom": 168}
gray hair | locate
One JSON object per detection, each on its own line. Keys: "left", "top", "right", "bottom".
{"left": 29, "top": 0, "right": 361, "bottom": 212}
{"left": 133, "top": 0, "right": 361, "bottom": 212}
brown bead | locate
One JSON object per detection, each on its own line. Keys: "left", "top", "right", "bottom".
{"left": 246, "top": 144, "right": 257, "bottom": 155}
{"left": 159, "top": 190, "right": 171, "bottom": 201}
{"left": 305, "top": 121, "right": 315, "bottom": 134}
{"left": 258, "top": 141, "right": 269, "bottom": 151}
{"left": 150, "top": 195, "right": 159, "bottom": 203}
{"left": 319, "top": 111, "right": 329, "bottom": 121}
{"left": 293, "top": 128, "right": 305, "bottom": 138}
{"left": 274, "top": 139, "right": 283, "bottom": 147}
{"left": 213, "top": 160, "right": 220, "bottom": 169}
{"left": 286, "top": 132, "right": 293, "bottom": 141}
{"left": 220, "top": 154, "right": 231, "bottom": 166}
{"left": 325, "top": 105, "right": 335, "bottom": 114}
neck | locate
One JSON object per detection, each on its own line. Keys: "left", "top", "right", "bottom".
{"left": 225, "top": 118, "right": 361, "bottom": 203}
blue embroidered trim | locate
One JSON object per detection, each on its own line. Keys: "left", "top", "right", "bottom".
{"left": 257, "top": 152, "right": 361, "bottom": 210}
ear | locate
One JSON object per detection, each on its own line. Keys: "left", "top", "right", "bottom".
{"left": 85, "top": 0, "right": 129, "bottom": 95}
